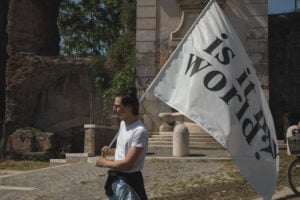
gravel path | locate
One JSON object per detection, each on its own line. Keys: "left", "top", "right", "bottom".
{"left": 0, "top": 150, "right": 229, "bottom": 200}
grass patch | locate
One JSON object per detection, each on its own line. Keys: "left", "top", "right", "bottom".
{"left": 0, "top": 160, "right": 50, "bottom": 171}
{"left": 150, "top": 160, "right": 257, "bottom": 200}
{"left": 148, "top": 150, "right": 296, "bottom": 199}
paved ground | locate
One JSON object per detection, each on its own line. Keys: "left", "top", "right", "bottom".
{"left": 0, "top": 148, "right": 299, "bottom": 200}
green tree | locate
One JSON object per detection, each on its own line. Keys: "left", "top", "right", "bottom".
{"left": 58, "top": 0, "right": 136, "bottom": 120}
{"left": 58, "top": 0, "right": 124, "bottom": 56}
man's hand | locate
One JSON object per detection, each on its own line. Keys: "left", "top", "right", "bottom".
{"left": 96, "top": 155, "right": 107, "bottom": 167}
{"left": 101, "top": 146, "right": 115, "bottom": 157}
{"left": 101, "top": 146, "right": 110, "bottom": 156}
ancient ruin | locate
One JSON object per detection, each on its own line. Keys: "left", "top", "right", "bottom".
{"left": 1, "top": 0, "right": 300, "bottom": 159}
{"left": 0, "top": 0, "right": 111, "bottom": 157}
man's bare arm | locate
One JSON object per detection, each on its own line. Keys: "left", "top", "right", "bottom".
{"left": 96, "top": 146, "right": 143, "bottom": 171}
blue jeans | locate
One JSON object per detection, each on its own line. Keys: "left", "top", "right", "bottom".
{"left": 108, "top": 179, "right": 141, "bottom": 200}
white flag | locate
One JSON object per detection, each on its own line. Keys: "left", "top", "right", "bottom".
{"left": 145, "top": 0, "right": 279, "bottom": 199}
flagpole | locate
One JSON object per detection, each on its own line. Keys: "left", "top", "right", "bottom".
{"left": 108, "top": 130, "right": 119, "bottom": 148}
{"left": 139, "top": 0, "right": 215, "bottom": 103}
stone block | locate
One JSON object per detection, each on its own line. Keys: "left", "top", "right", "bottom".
{"left": 136, "top": 65, "right": 156, "bottom": 77}
{"left": 247, "top": 39, "right": 267, "bottom": 53}
{"left": 49, "top": 159, "right": 67, "bottom": 167}
{"left": 245, "top": 4, "right": 267, "bottom": 16}
{"left": 34, "top": 132, "right": 55, "bottom": 152}
{"left": 7, "top": 129, "right": 56, "bottom": 160}
{"left": 136, "top": 53, "right": 156, "bottom": 66}
{"left": 137, "top": 0, "right": 156, "bottom": 6}
{"left": 247, "top": 16, "right": 267, "bottom": 28}
{"left": 247, "top": 28, "right": 267, "bottom": 40}
{"left": 136, "top": 42, "right": 156, "bottom": 53}
{"left": 8, "top": 131, "right": 34, "bottom": 153}
{"left": 136, "top": 30, "right": 156, "bottom": 42}
{"left": 65, "top": 153, "right": 88, "bottom": 163}
{"left": 137, "top": 18, "right": 156, "bottom": 30}
{"left": 137, "top": 7, "right": 156, "bottom": 18}
{"left": 245, "top": 0, "right": 267, "bottom": 3}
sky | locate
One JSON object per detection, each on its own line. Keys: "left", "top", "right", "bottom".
{"left": 268, "top": 0, "right": 300, "bottom": 14}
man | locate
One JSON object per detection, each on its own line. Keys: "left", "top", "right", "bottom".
{"left": 96, "top": 87, "right": 148, "bottom": 200}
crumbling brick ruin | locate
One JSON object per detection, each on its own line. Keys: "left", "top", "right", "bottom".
{"left": 0, "top": 0, "right": 104, "bottom": 154}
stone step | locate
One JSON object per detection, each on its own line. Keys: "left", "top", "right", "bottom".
{"left": 148, "top": 144, "right": 225, "bottom": 150}
{"left": 189, "top": 141, "right": 221, "bottom": 146}
{"left": 150, "top": 135, "right": 212, "bottom": 140}
{"left": 149, "top": 136, "right": 286, "bottom": 150}
{"left": 149, "top": 129, "right": 222, "bottom": 149}
{"left": 65, "top": 153, "right": 89, "bottom": 163}
{"left": 150, "top": 133, "right": 213, "bottom": 138}
{"left": 151, "top": 131, "right": 211, "bottom": 136}
{"left": 149, "top": 137, "right": 218, "bottom": 142}
{"left": 149, "top": 141, "right": 172, "bottom": 145}
{"left": 149, "top": 141, "right": 287, "bottom": 150}
{"left": 149, "top": 140, "right": 222, "bottom": 147}
{"left": 49, "top": 159, "right": 67, "bottom": 166}
{"left": 190, "top": 146, "right": 225, "bottom": 150}
{"left": 150, "top": 133, "right": 215, "bottom": 138}
{"left": 149, "top": 141, "right": 286, "bottom": 149}
{"left": 149, "top": 140, "right": 221, "bottom": 145}
{"left": 151, "top": 132, "right": 172, "bottom": 136}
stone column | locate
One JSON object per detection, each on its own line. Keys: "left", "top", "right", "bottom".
{"left": 173, "top": 124, "right": 189, "bottom": 157}
{"left": 84, "top": 124, "right": 100, "bottom": 156}
{"left": 136, "top": 0, "right": 163, "bottom": 132}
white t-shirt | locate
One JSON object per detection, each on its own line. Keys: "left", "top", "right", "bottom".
{"left": 114, "top": 120, "right": 148, "bottom": 173}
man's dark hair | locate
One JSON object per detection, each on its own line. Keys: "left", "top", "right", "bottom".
{"left": 116, "top": 87, "right": 139, "bottom": 116}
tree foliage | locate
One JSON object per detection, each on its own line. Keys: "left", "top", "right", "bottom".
{"left": 58, "top": 0, "right": 124, "bottom": 56}
{"left": 58, "top": 0, "right": 136, "bottom": 121}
